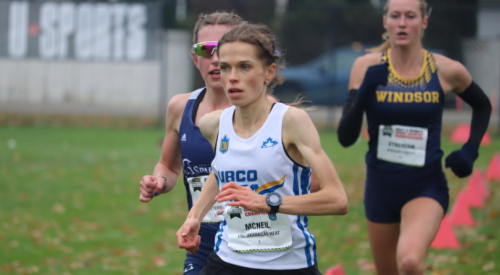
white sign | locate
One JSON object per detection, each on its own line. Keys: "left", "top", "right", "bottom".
{"left": 7, "top": 1, "right": 150, "bottom": 61}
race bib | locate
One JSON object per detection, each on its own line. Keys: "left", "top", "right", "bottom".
{"left": 377, "top": 125, "right": 428, "bottom": 167}
{"left": 224, "top": 206, "right": 292, "bottom": 253}
{"left": 187, "top": 176, "right": 224, "bottom": 224}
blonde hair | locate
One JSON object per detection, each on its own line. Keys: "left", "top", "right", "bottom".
{"left": 369, "top": 0, "right": 431, "bottom": 53}
{"left": 192, "top": 11, "right": 243, "bottom": 44}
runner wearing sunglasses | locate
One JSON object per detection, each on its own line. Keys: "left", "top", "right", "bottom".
{"left": 138, "top": 12, "right": 243, "bottom": 275}
{"left": 176, "top": 23, "right": 348, "bottom": 275}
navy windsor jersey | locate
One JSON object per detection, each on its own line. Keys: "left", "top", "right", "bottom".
{"left": 365, "top": 49, "right": 446, "bottom": 171}
{"left": 179, "top": 88, "right": 220, "bottom": 230}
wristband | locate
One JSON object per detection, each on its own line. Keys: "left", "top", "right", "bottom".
{"left": 161, "top": 177, "right": 167, "bottom": 193}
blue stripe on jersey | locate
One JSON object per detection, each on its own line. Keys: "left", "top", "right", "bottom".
{"left": 301, "top": 167, "right": 316, "bottom": 265}
{"left": 293, "top": 164, "right": 314, "bottom": 267}
{"left": 293, "top": 164, "right": 300, "bottom": 196}
{"left": 300, "top": 168, "right": 311, "bottom": 195}
{"left": 297, "top": 216, "right": 312, "bottom": 266}
{"left": 214, "top": 220, "right": 226, "bottom": 253}
{"left": 304, "top": 215, "right": 317, "bottom": 263}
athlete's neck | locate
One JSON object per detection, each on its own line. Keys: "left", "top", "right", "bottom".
{"left": 233, "top": 95, "right": 273, "bottom": 139}
{"left": 203, "top": 86, "right": 232, "bottom": 110}
{"left": 193, "top": 86, "right": 232, "bottom": 126}
{"left": 389, "top": 44, "right": 425, "bottom": 77}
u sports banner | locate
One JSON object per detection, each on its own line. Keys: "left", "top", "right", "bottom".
{"left": 0, "top": 1, "right": 162, "bottom": 61}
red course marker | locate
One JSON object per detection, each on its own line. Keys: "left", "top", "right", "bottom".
{"left": 485, "top": 154, "right": 500, "bottom": 182}
{"left": 464, "top": 175, "right": 484, "bottom": 208}
{"left": 450, "top": 123, "right": 491, "bottom": 145}
{"left": 325, "top": 264, "right": 346, "bottom": 275}
{"left": 470, "top": 170, "right": 489, "bottom": 199}
{"left": 449, "top": 191, "right": 475, "bottom": 227}
{"left": 430, "top": 215, "right": 460, "bottom": 250}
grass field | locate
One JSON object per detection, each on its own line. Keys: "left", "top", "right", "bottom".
{"left": 1, "top": 126, "right": 499, "bottom": 275}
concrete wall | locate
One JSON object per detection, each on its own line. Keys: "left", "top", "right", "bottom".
{"left": 463, "top": 38, "right": 500, "bottom": 110}
{"left": 0, "top": 29, "right": 193, "bottom": 116}
{"left": 478, "top": 1, "right": 500, "bottom": 38}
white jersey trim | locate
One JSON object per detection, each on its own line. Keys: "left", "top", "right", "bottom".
{"left": 188, "top": 87, "right": 205, "bottom": 100}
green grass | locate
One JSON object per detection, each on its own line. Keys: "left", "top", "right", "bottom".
{"left": 0, "top": 126, "right": 499, "bottom": 275}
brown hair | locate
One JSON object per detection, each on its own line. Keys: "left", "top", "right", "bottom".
{"left": 216, "top": 23, "right": 286, "bottom": 96}
{"left": 369, "top": 0, "right": 431, "bottom": 53}
{"left": 192, "top": 11, "right": 243, "bottom": 44}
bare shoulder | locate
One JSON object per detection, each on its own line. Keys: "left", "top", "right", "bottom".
{"left": 349, "top": 52, "right": 383, "bottom": 89}
{"left": 282, "top": 106, "right": 321, "bottom": 155}
{"left": 164, "top": 92, "right": 193, "bottom": 133}
{"left": 353, "top": 52, "right": 382, "bottom": 69}
{"left": 433, "top": 53, "right": 471, "bottom": 93}
{"left": 199, "top": 110, "right": 223, "bottom": 141}
{"left": 282, "top": 106, "right": 315, "bottom": 139}
{"left": 433, "top": 54, "right": 467, "bottom": 77}
{"left": 283, "top": 106, "right": 310, "bottom": 126}
{"left": 167, "top": 92, "right": 192, "bottom": 117}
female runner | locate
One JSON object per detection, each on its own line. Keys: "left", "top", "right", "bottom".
{"left": 176, "top": 23, "right": 348, "bottom": 275}
{"left": 138, "top": 12, "right": 243, "bottom": 274}
{"left": 337, "top": 0, "right": 491, "bottom": 274}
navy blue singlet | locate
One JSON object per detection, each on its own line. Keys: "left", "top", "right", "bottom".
{"left": 366, "top": 49, "right": 445, "bottom": 171}
{"left": 178, "top": 87, "right": 220, "bottom": 274}
{"left": 363, "top": 50, "right": 449, "bottom": 223}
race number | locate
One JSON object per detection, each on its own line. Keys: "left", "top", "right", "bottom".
{"left": 225, "top": 206, "right": 292, "bottom": 253}
{"left": 377, "top": 125, "right": 428, "bottom": 167}
{"left": 187, "top": 175, "right": 224, "bottom": 223}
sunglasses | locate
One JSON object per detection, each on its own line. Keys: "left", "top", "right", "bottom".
{"left": 193, "top": 41, "right": 218, "bottom": 58}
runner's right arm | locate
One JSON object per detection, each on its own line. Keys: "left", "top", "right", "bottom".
{"left": 139, "top": 94, "right": 190, "bottom": 202}
{"left": 337, "top": 54, "right": 385, "bottom": 147}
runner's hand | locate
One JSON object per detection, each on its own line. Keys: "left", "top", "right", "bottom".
{"left": 357, "top": 63, "right": 389, "bottom": 104}
{"left": 176, "top": 219, "right": 201, "bottom": 255}
{"left": 139, "top": 176, "right": 166, "bottom": 202}
{"left": 445, "top": 142, "right": 479, "bottom": 178}
{"left": 215, "top": 182, "right": 270, "bottom": 213}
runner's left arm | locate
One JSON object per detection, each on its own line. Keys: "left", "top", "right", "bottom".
{"left": 439, "top": 58, "right": 492, "bottom": 178}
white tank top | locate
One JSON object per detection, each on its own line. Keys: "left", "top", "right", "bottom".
{"left": 211, "top": 103, "right": 317, "bottom": 270}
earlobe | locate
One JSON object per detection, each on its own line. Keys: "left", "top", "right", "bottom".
{"left": 265, "top": 64, "right": 277, "bottom": 84}
{"left": 192, "top": 52, "right": 199, "bottom": 68}
{"left": 422, "top": 16, "right": 429, "bottom": 30}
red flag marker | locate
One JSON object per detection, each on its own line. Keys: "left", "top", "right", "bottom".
{"left": 485, "top": 154, "right": 500, "bottom": 182}
{"left": 449, "top": 191, "right": 475, "bottom": 227}
{"left": 464, "top": 177, "right": 484, "bottom": 208}
{"left": 450, "top": 123, "right": 491, "bottom": 145}
{"left": 471, "top": 170, "right": 489, "bottom": 199}
{"left": 325, "top": 264, "right": 346, "bottom": 275}
{"left": 362, "top": 128, "right": 369, "bottom": 140}
{"left": 430, "top": 215, "right": 460, "bottom": 249}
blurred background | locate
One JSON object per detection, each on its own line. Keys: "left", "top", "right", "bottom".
{"left": 1, "top": 0, "right": 499, "bottom": 274}
{"left": 1, "top": 0, "right": 499, "bottom": 127}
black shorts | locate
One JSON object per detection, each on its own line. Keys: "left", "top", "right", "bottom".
{"left": 200, "top": 252, "right": 322, "bottom": 275}
{"left": 364, "top": 162, "right": 449, "bottom": 223}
